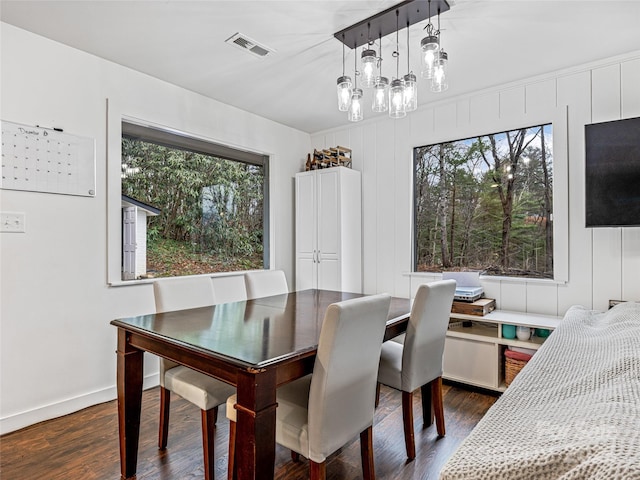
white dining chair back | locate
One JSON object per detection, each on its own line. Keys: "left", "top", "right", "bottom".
{"left": 154, "top": 276, "right": 216, "bottom": 314}
{"left": 304, "top": 293, "right": 391, "bottom": 462}
{"left": 275, "top": 293, "right": 391, "bottom": 480}
{"left": 244, "top": 270, "right": 289, "bottom": 299}
{"left": 212, "top": 275, "right": 247, "bottom": 304}
{"left": 153, "top": 276, "right": 235, "bottom": 480}
{"left": 226, "top": 293, "right": 391, "bottom": 480}
{"left": 377, "top": 279, "right": 456, "bottom": 461}
{"left": 401, "top": 279, "right": 457, "bottom": 392}
{"left": 154, "top": 276, "right": 217, "bottom": 373}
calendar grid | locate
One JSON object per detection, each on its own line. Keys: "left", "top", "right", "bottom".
{"left": 1, "top": 121, "right": 96, "bottom": 197}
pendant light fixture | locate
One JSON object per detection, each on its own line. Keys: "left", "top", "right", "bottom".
{"left": 430, "top": 8, "right": 449, "bottom": 92}
{"left": 334, "top": 0, "right": 452, "bottom": 121}
{"left": 389, "top": 78, "right": 406, "bottom": 118}
{"left": 360, "top": 23, "right": 378, "bottom": 88}
{"left": 348, "top": 44, "right": 363, "bottom": 122}
{"left": 336, "top": 35, "right": 353, "bottom": 112}
{"left": 389, "top": 9, "right": 406, "bottom": 119}
{"left": 348, "top": 88, "right": 364, "bottom": 121}
{"left": 372, "top": 34, "right": 389, "bottom": 112}
{"left": 403, "top": 21, "right": 417, "bottom": 112}
{"left": 420, "top": 0, "right": 439, "bottom": 80}
{"left": 361, "top": 48, "right": 378, "bottom": 88}
{"left": 431, "top": 50, "right": 448, "bottom": 92}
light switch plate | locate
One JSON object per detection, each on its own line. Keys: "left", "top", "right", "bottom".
{"left": 1, "top": 212, "right": 26, "bottom": 233}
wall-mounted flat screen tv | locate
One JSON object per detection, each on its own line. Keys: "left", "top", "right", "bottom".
{"left": 585, "top": 116, "right": 640, "bottom": 227}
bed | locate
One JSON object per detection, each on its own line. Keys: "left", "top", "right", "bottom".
{"left": 439, "top": 301, "right": 640, "bottom": 480}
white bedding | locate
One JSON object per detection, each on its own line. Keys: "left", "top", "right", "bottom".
{"left": 439, "top": 302, "right": 640, "bottom": 480}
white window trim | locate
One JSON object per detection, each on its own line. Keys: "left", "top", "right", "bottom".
{"left": 410, "top": 105, "right": 569, "bottom": 284}
{"left": 106, "top": 98, "right": 274, "bottom": 286}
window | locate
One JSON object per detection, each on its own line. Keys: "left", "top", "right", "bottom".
{"left": 413, "top": 123, "right": 553, "bottom": 279}
{"left": 120, "top": 122, "right": 269, "bottom": 280}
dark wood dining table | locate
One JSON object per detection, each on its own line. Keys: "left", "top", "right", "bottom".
{"left": 111, "top": 288, "right": 411, "bottom": 480}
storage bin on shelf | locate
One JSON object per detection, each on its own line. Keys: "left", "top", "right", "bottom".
{"left": 504, "top": 348, "right": 534, "bottom": 386}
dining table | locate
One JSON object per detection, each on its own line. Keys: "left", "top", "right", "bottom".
{"left": 111, "top": 288, "right": 411, "bottom": 480}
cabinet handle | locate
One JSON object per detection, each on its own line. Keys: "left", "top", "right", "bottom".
{"left": 317, "top": 250, "right": 321, "bottom": 263}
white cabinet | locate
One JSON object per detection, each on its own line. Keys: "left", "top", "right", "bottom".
{"left": 295, "top": 167, "right": 362, "bottom": 293}
{"left": 443, "top": 310, "right": 562, "bottom": 391}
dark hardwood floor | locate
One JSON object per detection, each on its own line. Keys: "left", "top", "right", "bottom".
{"left": 0, "top": 383, "right": 498, "bottom": 479}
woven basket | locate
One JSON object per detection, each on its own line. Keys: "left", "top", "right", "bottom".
{"left": 505, "top": 356, "right": 528, "bottom": 386}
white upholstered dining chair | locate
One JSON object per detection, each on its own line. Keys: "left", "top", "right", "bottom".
{"left": 226, "top": 293, "right": 391, "bottom": 480}
{"left": 153, "top": 276, "right": 236, "bottom": 480}
{"left": 376, "top": 279, "right": 456, "bottom": 460}
{"left": 211, "top": 274, "right": 247, "bottom": 304}
{"left": 244, "top": 269, "right": 289, "bottom": 299}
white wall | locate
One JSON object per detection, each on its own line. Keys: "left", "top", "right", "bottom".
{"left": 0, "top": 23, "right": 310, "bottom": 434}
{"left": 2, "top": 22, "right": 640, "bottom": 435}
{"left": 312, "top": 52, "right": 640, "bottom": 317}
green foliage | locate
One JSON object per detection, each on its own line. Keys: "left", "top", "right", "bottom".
{"left": 122, "top": 138, "right": 264, "bottom": 276}
{"left": 414, "top": 125, "right": 553, "bottom": 278}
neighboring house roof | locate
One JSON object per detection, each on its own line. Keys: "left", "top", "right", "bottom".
{"left": 121, "top": 195, "right": 161, "bottom": 216}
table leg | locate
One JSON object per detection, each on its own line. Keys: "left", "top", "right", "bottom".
{"left": 234, "top": 369, "right": 277, "bottom": 480}
{"left": 116, "top": 329, "right": 144, "bottom": 480}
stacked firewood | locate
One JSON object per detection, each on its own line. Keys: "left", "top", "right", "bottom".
{"left": 305, "top": 146, "right": 352, "bottom": 171}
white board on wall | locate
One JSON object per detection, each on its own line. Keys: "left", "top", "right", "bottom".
{"left": 1, "top": 120, "right": 96, "bottom": 197}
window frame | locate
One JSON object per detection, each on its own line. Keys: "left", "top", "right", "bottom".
{"left": 108, "top": 113, "right": 270, "bottom": 285}
{"left": 410, "top": 107, "right": 568, "bottom": 283}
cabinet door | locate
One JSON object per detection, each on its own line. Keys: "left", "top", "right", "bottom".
{"left": 443, "top": 337, "right": 499, "bottom": 389}
{"left": 297, "top": 257, "right": 316, "bottom": 291}
{"left": 296, "top": 172, "right": 317, "bottom": 257}
{"left": 316, "top": 169, "right": 339, "bottom": 259}
{"left": 295, "top": 172, "right": 317, "bottom": 289}
{"left": 318, "top": 257, "right": 340, "bottom": 291}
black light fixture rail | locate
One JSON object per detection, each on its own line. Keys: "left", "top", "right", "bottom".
{"left": 333, "top": 0, "right": 450, "bottom": 49}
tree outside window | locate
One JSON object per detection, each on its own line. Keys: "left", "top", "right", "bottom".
{"left": 414, "top": 124, "right": 553, "bottom": 278}
{"left": 121, "top": 128, "right": 267, "bottom": 280}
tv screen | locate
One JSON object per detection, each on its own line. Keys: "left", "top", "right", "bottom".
{"left": 585, "top": 116, "right": 640, "bottom": 227}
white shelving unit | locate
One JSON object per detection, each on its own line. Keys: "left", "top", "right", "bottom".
{"left": 443, "top": 310, "right": 562, "bottom": 392}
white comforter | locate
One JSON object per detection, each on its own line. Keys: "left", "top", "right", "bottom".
{"left": 440, "top": 302, "right": 640, "bottom": 480}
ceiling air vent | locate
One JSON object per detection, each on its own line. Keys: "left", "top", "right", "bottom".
{"left": 225, "top": 33, "right": 274, "bottom": 58}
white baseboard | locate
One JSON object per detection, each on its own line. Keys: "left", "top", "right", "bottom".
{"left": 0, "top": 373, "right": 159, "bottom": 435}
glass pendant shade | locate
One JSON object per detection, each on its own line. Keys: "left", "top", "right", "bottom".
{"left": 372, "top": 77, "right": 389, "bottom": 112}
{"left": 403, "top": 73, "right": 417, "bottom": 112}
{"left": 420, "top": 35, "right": 439, "bottom": 79}
{"left": 360, "top": 49, "right": 378, "bottom": 88}
{"left": 336, "top": 76, "right": 353, "bottom": 111}
{"left": 389, "top": 79, "right": 406, "bottom": 119}
{"left": 431, "top": 51, "right": 449, "bottom": 92}
{"left": 348, "top": 88, "right": 364, "bottom": 122}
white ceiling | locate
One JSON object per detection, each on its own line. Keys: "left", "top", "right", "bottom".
{"left": 2, "top": 1, "right": 640, "bottom": 133}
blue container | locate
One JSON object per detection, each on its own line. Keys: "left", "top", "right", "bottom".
{"left": 502, "top": 324, "right": 517, "bottom": 339}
